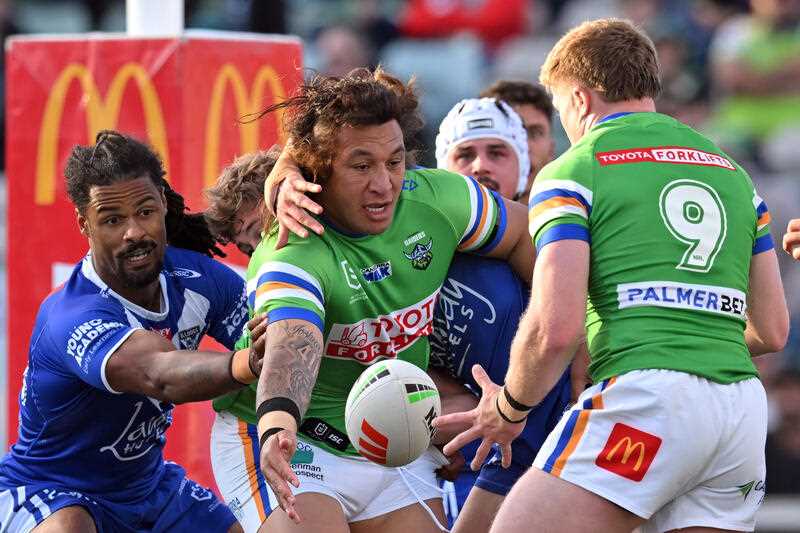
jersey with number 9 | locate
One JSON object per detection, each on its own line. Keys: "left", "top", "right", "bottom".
{"left": 528, "top": 112, "right": 772, "bottom": 384}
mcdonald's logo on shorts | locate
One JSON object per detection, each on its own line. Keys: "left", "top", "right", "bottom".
{"left": 595, "top": 423, "right": 662, "bottom": 482}
{"left": 35, "top": 62, "right": 170, "bottom": 206}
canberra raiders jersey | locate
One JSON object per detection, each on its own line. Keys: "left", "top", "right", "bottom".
{"left": 529, "top": 112, "right": 772, "bottom": 384}
{"left": 0, "top": 247, "right": 247, "bottom": 500}
{"left": 220, "top": 168, "right": 506, "bottom": 456}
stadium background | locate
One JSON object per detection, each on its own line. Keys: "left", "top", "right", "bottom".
{"left": 0, "top": 0, "right": 798, "bottom": 530}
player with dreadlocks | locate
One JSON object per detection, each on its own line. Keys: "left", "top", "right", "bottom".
{"left": 0, "top": 130, "right": 266, "bottom": 532}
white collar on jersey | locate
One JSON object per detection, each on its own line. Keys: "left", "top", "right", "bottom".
{"left": 81, "top": 253, "right": 170, "bottom": 322}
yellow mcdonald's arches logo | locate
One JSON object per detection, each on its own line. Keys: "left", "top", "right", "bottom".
{"left": 606, "top": 436, "right": 646, "bottom": 471}
{"left": 35, "top": 62, "right": 170, "bottom": 206}
{"left": 203, "top": 63, "right": 287, "bottom": 188}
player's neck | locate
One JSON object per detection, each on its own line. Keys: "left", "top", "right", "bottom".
{"left": 93, "top": 260, "right": 163, "bottom": 312}
{"left": 115, "top": 282, "right": 162, "bottom": 312}
{"left": 588, "top": 98, "right": 656, "bottom": 130}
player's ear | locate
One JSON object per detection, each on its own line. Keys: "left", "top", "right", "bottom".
{"left": 160, "top": 186, "right": 167, "bottom": 210}
{"left": 76, "top": 208, "right": 89, "bottom": 237}
{"left": 574, "top": 87, "right": 591, "bottom": 119}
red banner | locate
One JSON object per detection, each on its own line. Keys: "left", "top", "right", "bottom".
{"left": 6, "top": 33, "right": 302, "bottom": 490}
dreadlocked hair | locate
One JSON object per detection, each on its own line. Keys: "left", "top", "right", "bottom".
{"left": 64, "top": 129, "right": 225, "bottom": 257}
{"left": 253, "top": 66, "right": 424, "bottom": 184}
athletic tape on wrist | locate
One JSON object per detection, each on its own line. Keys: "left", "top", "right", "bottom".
{"left": 231, "top": 349, "right": 256, "bottom": 384}
{"left": 259, "top": 427, "right": 285, "bottom": 448}
{"left": 228, "top": 351, "right": 247, "bottom": 386}
{"left": 495, "top": 395, "right": 527, "bottom": 424}
{"left": 257, "top": 397, "right": 301, "bottom": 429}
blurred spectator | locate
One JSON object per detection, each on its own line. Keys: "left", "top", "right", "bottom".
{"left": 480, "top": 80, "right": 555, "bottom": 195}
{"left": 652, "top": 34, "right": 706, "bottom": 126}
{"left": 397, "top": 0, "right": 527, "bottom": 50}
{"left": 708, "top": 0, "right": 800, "bottom": 169}
{"left": 313, "top": 25, "right": 373, "bottom": 77}
{"left": 765, "top": 371, "right": 800, "bottom": 494}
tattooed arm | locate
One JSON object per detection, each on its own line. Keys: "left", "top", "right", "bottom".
{"left": 257, "top": 318, "right": 324, "bottom": 523}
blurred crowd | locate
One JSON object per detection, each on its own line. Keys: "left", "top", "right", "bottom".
{"left": 1, "top": 0, "right": 800, "bottom": 495}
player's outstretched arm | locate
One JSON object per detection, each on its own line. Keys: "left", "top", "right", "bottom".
{"left": 105, "top": 315, "right": 268, "bottom": 403}
{"left": 505, "top": 239, "right": 589, "bottom": 414}
{"left": 745, "top": 249, "right": 789, "bottom": 356}
{"left": 482, "top": 198, "right": 535, "bottom": 283}
{"left": 256, "top": 318, "right": 324, "bottom": 524}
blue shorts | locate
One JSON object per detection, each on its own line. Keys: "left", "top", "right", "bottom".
{"left": 0, "top": 462, "right": 236, "bottom": 533}
{"left": 475, "top": 369, "right": 572, "bottom": 496}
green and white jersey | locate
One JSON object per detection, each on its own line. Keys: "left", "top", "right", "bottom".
{"left": 528, "top": 112, "right": 773, "bottom": 385}
{"left": 214, "top": 168, "right": 506, "bottom": 456}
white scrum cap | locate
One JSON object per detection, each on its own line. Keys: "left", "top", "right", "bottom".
{"left": 435, "top": 97, "right": 531, "bottom": 196}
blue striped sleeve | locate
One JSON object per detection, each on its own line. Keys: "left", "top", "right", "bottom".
{"left": 266, "top": 307, "right": 324, "bottom": 334}
{"left": 474, "top": 190, "right": 507, "bottom": 255}
{"left": 535, "top": 223, "right": 591, "bottom": 252}
{"left": 753, "top": 233, "right": 774, "bottom": 255}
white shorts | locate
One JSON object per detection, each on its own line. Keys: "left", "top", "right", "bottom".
{"left": 210, "top": 411, "right": 446, "bottom": 531}
{"left": 533, "top": 370, "right": 767, "bottom": 532}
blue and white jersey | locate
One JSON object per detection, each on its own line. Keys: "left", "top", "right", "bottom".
{"left": 430, "top": 253, "right": 528, "bottom": 389}
{"left": 0, "top": 247, "right": 247, "bottom": 501}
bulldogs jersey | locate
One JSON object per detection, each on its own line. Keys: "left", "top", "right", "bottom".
{"left": 0, "top": 247, "right": 248, "bottom": 501}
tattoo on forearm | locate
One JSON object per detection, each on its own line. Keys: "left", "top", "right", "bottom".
{"left": 257, "top": 322, "right": 323, "bottom": 415}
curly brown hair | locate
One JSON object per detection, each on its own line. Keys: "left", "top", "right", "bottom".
{"left": 257, "top": 66, "right": 424, "bottom": 183}
{"left": 204, "top": 146, "right": 280, "bottom": 244}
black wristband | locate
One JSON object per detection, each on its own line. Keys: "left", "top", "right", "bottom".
{"left": 257, "top": 397, "right": 302, "bottom": 429}
{"left": 259, "top": 427, "right": 285, "bottom": 448}
{"left": 503, "top": 385, "right": 536, "bottom": 412}
{"left": 228, "top": 351, "right": 246, "bottom": 386}
{"left": 495, "top": 395, "right": 527, "bottom": 424}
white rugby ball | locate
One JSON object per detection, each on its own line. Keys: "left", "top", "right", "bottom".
{"left": 345, "top": 359, "right": 440, "bottom": 467}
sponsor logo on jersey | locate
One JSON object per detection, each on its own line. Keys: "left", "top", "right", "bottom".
{"left": 100, "top": 398, "right": 172, "bottom": 461}
{"left": 617, "top": 281, "right": 746, "bottom": 320}
{"left": 292, "top": 441, "right": 315, "bottom": 465}
{"left": 66, "top": 319, "right": 126, "bottom": 367}
{"left": 737, "top": 480, "right": 765, "bottom": 504}
{"left": 325, "top": 291, "right": 438, "bottom": 363}
{"left": 403, "top": 231, "right": 433, "bottom": 270}
{"left": 168, "top": 267, "right": 202, "bottom": 278}
{"left": 153, "top": 327, "right": 172, "bottom": 339}
{"left": 358, "top": 419, "right": 389, "bottom": 464}
{"left": 221, "top": 288, "right": 249, "bottom": 338}
{"left": 595, "top": 423, "right": 662, "bottom": 482}
{"left": 300, "top": 417, "right": 349, "bottom": 451}
{"left": 361, "top": 261, "right": 392, "bottom": 283}
{"left": 595, "top": 147, "right": 735, "bottom": 170}
{"left": 402, "top": 178, "right": 418, "bottom": 191}
{"left": 430, "top": 277, "right": 497, "bottom": 376}
{"left": 341, "top": 260, "right": 363, "bottom": 290}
